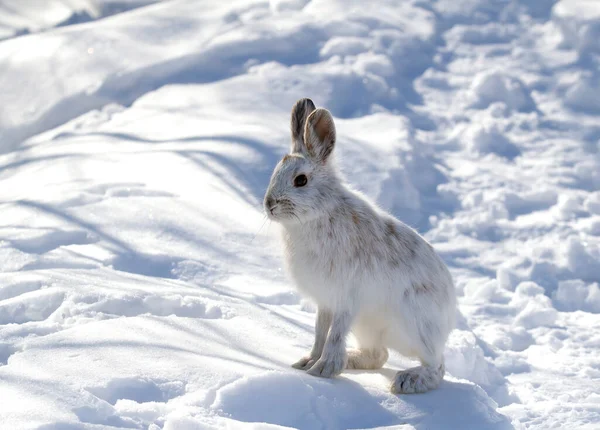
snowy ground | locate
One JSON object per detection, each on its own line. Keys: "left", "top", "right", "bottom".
{"left": 1, "top": 0, "right": 599, "bottom": 428}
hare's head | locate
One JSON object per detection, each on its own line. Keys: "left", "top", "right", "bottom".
{"left": 264, "top": 98, "right": 340, "bottom": 224}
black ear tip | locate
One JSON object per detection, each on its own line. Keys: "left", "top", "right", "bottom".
{"left": 290, "top": 98, "right": 317, "bottom": 146}
{"left": 294, "top": 98, "right": 315, "bottom": 110}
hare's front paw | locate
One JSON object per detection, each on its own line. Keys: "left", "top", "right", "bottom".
{"left": 306, "top": 353, "right": 346, "bottom": 378}
{"left": 291, "top": 355, "right": 318, "bottom": 370}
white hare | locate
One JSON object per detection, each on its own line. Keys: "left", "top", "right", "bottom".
{"left": 264, "top": 98, "right": 456, "bottom": 393}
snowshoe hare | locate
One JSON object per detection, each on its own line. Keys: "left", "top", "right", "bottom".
{"left": 263, "top": 98, "right": 456, "bottom": 393}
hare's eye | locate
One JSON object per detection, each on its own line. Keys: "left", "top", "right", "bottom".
{"left": 294, "top": 174, "right": 308, "bottom": 187}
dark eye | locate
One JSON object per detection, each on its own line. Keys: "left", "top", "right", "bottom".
{"left": 294, "top": 174, "right": 308, "bottom": 187}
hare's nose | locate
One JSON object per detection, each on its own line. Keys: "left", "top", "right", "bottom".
{"left": 266, "top": 196, "right": 279, "bottom": 211}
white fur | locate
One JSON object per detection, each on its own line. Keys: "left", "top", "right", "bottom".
{"left": 264, "top": 99, "right": 456, "bottom": 393}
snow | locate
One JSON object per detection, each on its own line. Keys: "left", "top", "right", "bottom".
{"left": 0, "top": 0, "right": 599, "bottom": 429}
{"left": 554, "top": 280, "right": 600, "bottom": 313}
{"left": 552, "top": 0, "right": 600, "bottom": 57}
{"left": 467, "top": 71, "right": 536, "bottom": 112}
{"left": 564, "top": 72, "right": 600, "bottom": 114}
{"left": 0, "top": 0, "right": 162, "bottom": 40}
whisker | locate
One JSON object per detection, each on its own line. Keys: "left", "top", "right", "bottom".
{"left": 250, "top": 215, "right": 269, "bottom": 244}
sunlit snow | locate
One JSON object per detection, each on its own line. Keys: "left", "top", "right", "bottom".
{"left": 0, "top": 0, "right": 599, "bottom": 429}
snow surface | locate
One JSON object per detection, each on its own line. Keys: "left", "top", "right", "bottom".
{"left": 0, "top": 0, "right": 599, "bottom": 428}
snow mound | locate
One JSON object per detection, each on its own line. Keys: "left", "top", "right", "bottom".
{"left": 564, "top": 72, "right": 600, "bottom": 113}
{"left": 212, "top": 372, "right": 401, "bottom": 429}
{"left": 459, "top": 124, "right": 521, "bottom": 160}
{"left": 467, "top": 71, "right": 535, "bottom": 112}
{"left": 554, "top": 280, "right": 600, "bottom": 313}
{"left": 565, "top": 238, "right": 600, "bottom": 284}
{"left": 445, "top": 330, "right": 505, "bottom": 392}
{"left": 514, "top": 298, "right": 558, "bottom": 329}
{"left": 506, "top": 282, "right": 558, "bottom": 329}
{"left": 553, "top": 0, "right": 600, "bottom": 58}
{"left": 0, "top": 288, "right": 64, "bottom": 324}
{"left": 211, "top": 371, "right": 513, "bottom": 430}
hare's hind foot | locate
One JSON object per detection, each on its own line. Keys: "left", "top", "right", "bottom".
{"left": 391, "top": 362, "right": 444, "bottom": 394}
{"left": 346, "top": 348, "right": 389, "bottom": 370}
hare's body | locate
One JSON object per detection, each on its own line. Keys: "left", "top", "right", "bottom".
{"left": 264, "top": 98, "right": 456, "bottom": 393}
{"left": 284, "top": 188, "right": 454, "bottom": 356}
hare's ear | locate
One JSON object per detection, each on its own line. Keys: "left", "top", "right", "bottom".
{"left": 303, "top": 108, "right": 336, "bottom": 164}
{"left": 290, "top": 98, "right": 316, "bottom": 153}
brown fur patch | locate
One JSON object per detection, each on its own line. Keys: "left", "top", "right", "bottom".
{"left": 283, "top": 153, "right": 304, "bottom": 162}
{"left": 415, "top": 283, "right": 433, "bottom": 294}
{"left": 385, "top": 220, "right": 399, "bottom": 238}
{"left": 328, "top": 216, "right": 335, "bottom": 238}
{"left": 351, "top": 212, "right": 360, "bottom": 225}
{"left": 314, "top": 113, "right": 332, "bottom": 142}
{"left": 304, "top": 109, "right": 335, "bottom": 161}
